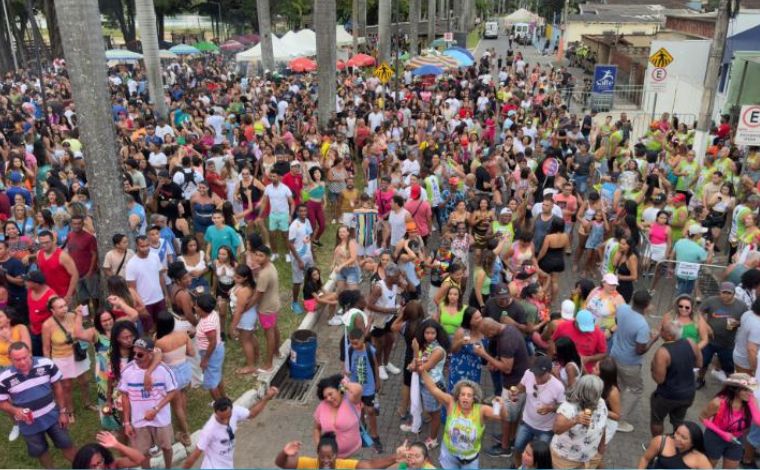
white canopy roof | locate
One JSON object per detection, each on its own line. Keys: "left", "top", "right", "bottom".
{"left": 336, "top": 25, "right": 364, "bottom": 46}
{"left": 502, "top": 8, "right": 542, "bottom": 24}
{"left": 235, "top": 35, "right": 302, "bottom": 62}
{"left": 281, "top": 30, "right": 316, "bottom": 56}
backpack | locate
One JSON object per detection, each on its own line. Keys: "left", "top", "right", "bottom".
{"left": 346, "top": 343, "right": 377, "bottom": 385}
{"left": 180, "top": 168, "right": 196, "bottom": 191}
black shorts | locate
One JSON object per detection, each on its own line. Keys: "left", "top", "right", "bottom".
{"left": 361, "top": 394, "right": 376, "bottom": 409}
{"left": 371, "top": 316, "right": 396, "bottom": 338}
{"left": 650, "top": 392, "right": 693, "bottom": 428}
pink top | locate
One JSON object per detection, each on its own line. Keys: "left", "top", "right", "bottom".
{"left": 313, "top": 398, "right": 362, "bottom": 458}
{"left": 649, "top": 222, "right": 668, "bottom": 245}
{"left": 714, "top": 397, "right": 750, "bottom": 437}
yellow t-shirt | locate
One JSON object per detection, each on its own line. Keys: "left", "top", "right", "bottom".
{"left": 0, "top": 326, "right": 25, "bottom": 367}
{"left": 296, "top": 456, "right": 358, "bottom": 469}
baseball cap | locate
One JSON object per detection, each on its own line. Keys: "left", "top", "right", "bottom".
{"left": 720, "top": 281, "right": 736, "bottom": 293}
{"left": 652, "top": 193, "right": 666, "bottom": 204}
{"left": 672, "top": 193, "right": 686, "bottom": 203}
{"left": 133, "top": 336, "right": 155, "bottom": 352}
{"left": 500, "top": 208, "right": 512, "bottom": 216}
{"left": 602, "top": 273, "right": 619, "bottom": 286}
{"left": 560, "top": 299, "right": 575, "bottom": 320}
{"left": 492, "top": 283, "right": 511, "bottom": 299}
{"left": 543, "top": 188, "right": 557, "bottom": 197}
{"left": 23, "top": 270, "right": 46, "bottom": 284}
{"left": 576, "top": 309, "right": 595, "bottom": 333}
{"left": 290, "top": 160, "right": 301, "bottom": 167}
{"left": 688, "top": 224, "right": 708, "bottom": 236}
{"left": 530, "top": 355, "right": 553, "bottom": 375}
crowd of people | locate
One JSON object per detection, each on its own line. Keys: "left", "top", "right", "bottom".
{"left": 0, "top": 23, "right": 759, "bottom": 470}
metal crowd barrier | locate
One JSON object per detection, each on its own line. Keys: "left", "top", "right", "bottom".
{"left": 643, "top": 259, "right": 728, "bottom": 317}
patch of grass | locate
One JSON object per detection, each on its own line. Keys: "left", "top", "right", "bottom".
{"left": 0, "top": 213, "right": 342, "bottom": 468}
{"left": 467, "top": 27, "right": 482, "bottom": 49}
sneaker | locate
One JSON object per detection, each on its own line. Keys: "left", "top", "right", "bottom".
{"left": 8, "top": 424, "right": 19, "bottom": 442}
{"left": 385, "top": 362, "right": 401, "bottom": 375}
{"left": 486, "top": 444, "right": 512, "bottom": 457}
{"left": 424, "top": 438, "right": 439, "bottom": 450}
{"left": 271, "top": 253, "right": 279, "bottom": 262}
{"left": 291, "top": 302, "right": 304, "bottom": 315}
{"left": 379, "top": 365, "right": 389, "bottom": 380}
{"left": 285, "top": 254, "right": 292, "bottom": 263}
{"left": 696, "top": 378, "right": 707, "bottom": 390}
{"left": 711, "top": 369, "right": 728, "bottom": 382}
{"left": 149, "top": 445, "right": 161, "bottom": 457}
{"left": 328, "top": 316, "right": 344, "bottom": 326}
{"left": 372, "top": 437, "right": 384, "bottom": 454}
{"left": 400, "top": 423, "right": 418, "bottom": 433}
{"left": 617, "top": 421, "right": 634, "bottom": 433}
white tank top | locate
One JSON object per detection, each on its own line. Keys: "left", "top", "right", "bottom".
{"left": 389, "top": 209, "right": 408, "bottom": 246}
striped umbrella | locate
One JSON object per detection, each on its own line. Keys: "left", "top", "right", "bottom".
{"left": 105, "top": 49, "right": 143, "bottom": 61}
{"left": 407, "top": 54, "right": 458, "bottom": 70}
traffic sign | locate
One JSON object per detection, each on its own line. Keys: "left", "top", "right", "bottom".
{"left": 374, "top": 62, "right": 393, "bottom": 84}
{"left": 736, "top": 104, "right": 760, "bottom": 145}
{"left": 651, "top": 67, "right": 667, "bottom": 82}
{"left": 649, "top": 47, "right": 674, "bottom": 68}
{"left": 647, "top": 66, "right": 669, "bottom": 92}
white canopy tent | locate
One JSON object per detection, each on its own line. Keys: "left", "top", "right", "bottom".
{"left": 501, "top": 8, "right": 542, "bottom": 24}
{"left": 281, "top": 30, "right": 316, "bottom": 56}
{"left": 235, "top": 35, "right": 302, "bottom": 62}
{"left": 336, "top": 25, "right": 364, "bottom": 46}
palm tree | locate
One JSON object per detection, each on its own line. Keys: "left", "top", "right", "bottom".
{"left": 352, "top": 0, "right": 358, "bottom": 51}
{"left": 408, "top": 0, "right": 419, "bottom": 55}
{"left": 377, "top": 0, "right": 391, "bottom": 62}
{"left": 427, "top": 0, "right": 436, "bottom": 45}
{"left": 134, "top": 0, "right": 168, "bottom": 119}
{"left": 257, "top": 0, "right": 274, "bottom": 73}
{"left": 357, "top": 0, "right": 367, "bottom": 39}
{"left": 54, "top": 0, "right": 130, "bottom": 295}
{"left": 315, "top": 0, "right": 336, "bottom": 131}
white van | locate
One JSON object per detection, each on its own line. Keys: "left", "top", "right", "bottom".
{"left": 484, "top": 21, "right": 499, "bottom": 39}
{"left": 513, "top": 22, "right": 530, "bottom": 44}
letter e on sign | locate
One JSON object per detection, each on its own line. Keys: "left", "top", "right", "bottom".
{"left": 736, "top": 105, "right": 760, "bottom": 145}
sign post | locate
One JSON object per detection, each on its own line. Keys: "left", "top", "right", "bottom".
{"left": 646, "top": 46, "right": 674, "bottom": 121}
{"left": 374, "top": 62, "right": 393, "bottom": 110}
{"left": 736, "top": 105, "right": 760, "bottom": 145}
{"left": 590, "top": 64, "right": 617, "bottom": 112}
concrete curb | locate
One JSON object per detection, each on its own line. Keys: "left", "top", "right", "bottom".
{"left": 150, "top": 310, "right": 322, "bottom": 467}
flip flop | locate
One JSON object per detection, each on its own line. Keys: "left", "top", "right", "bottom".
{"left": 235, "top": 367, "right": 256, "bottom": 375}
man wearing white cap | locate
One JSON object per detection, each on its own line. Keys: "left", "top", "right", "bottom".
{"left": 672, "top": 223, "right": 714, "bottom": 296}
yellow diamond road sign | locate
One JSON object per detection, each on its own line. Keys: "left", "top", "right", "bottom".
{"left": 649, "top": 47, "right": 674, "bottom": 68}
{"left": 374, "top": 62, "right": 393, "bottom": 84}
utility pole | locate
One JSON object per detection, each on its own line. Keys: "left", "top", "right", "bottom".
{"left": 1, "top": 0, "right": 17, "bottom": 70}
{"left": 394, "top": 0, "right": 401, "bottom": 109}
{"left": 697, "top": 0, "right": 730, "bottom": 133}
{"left": 55, "top": 0, "right": 130, "bottom": 294}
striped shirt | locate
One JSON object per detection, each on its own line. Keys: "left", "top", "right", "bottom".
{"left": 0, "top": 357, "right": 62, "bottom": 436}
{"left": 118, "top": 361, "right": 177, "bottom": 428}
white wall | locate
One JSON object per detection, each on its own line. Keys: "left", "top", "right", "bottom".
{"left": 642, "top": 39, "right": 711, "bottom": 119}
{"left": 565, "top": 21, "right": 660, "bottom": 43}
{"left": 729, "top": 10, "right": 760, "bottom": 36}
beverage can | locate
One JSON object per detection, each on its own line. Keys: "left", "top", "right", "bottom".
{"left": 22, "top": 408, "right": 33, "bottom": 424}
{"left": 81, "top": 305, "right": 89, "bottom": 317}
{"left": 492, "top": 399, "right": 501, "bottom": 415}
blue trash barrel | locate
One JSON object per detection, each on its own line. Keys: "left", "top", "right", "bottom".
{"left": 289, "top": 329, "right": 317, "bottom": 379}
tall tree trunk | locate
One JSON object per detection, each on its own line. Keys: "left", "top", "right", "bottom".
{"left": 42, "top": 0, "right": 63, "bottom": 58}
{"left": 256, "top": 0, "right": 274, "bottom": 73}
{"left": 0, "top": 0, "right": 16, "bottom": 72}
{"left": 427, "top": 0, "right": 436, "bottom": 43}
{"left": 315, "top": 0, "right": 336, "bottom": 131}
{"left": 438, "top": 0, "right": 444, "bottom": 20}
{"left": 54, "top": 0, "right": 130, "bottom": 297}
{"left": 357, "top": 0, "right": 366, "bottom": 40}
{"left": 351, "top": 0, "right": 358, "bottom": 51}
{"left": 377, "top": 0, "right": 391, "bottom": 62}
{"left": 24, "top": 0, "right": 49, "bottom": 63}
{"left": 408, "top": 0, "right": 419, "bottom": 55}
{"left": 135, "top": 0, "right": 167, "bottom": 119}
{"left": 156, "top": 9, "right": 164, "bottom": 44}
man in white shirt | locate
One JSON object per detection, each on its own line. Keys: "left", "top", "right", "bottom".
{"left": 181, "top": 390, "right": 278, "bottom": 469}
{"left": 155, "top": 117, "right": 174, "bottom": 140}
{"left": 148, "top": 142, "right": 167, "bottom": 170}
{"left": 125, "top": 236, "right": 168, "bottom": 331}
{"left": 262, "top": 170, "right": 294, "bottom": 261}
{"left": 205, "top": 109, "right": 225, "bottom": 145}
{"left": 119, "top": 337, "right": 177, "bottom": 469}
{"left": 288, "top": 205, "right": 314, "bottom": 315}
{"left": 367, "top": 106, "right": 384, "bottom": 132}
{"left": 173, "top": 156, "right": 203, "bottom": 200}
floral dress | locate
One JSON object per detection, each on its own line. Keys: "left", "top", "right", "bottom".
{"left": 94, "top": 333, "right": 121, "bottom": 430}
{"left": 448, "top": 334, "right": 489, "bottom": 391}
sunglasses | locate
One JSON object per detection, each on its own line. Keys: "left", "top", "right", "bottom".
{"left": 532, "top": 383, "right": 539, "bottom": 398}
{"left": 677, "top": 304, "right": 691, "bottom": 310}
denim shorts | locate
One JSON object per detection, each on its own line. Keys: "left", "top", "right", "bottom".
{"left": 514, "top": 421, "right": 553, "bottom": 452}
{"left": 25, "top": 421, "right": 74, "bottom": 458}
{"left": 421, "top": 381, "right": 444, "bottom": 412}
{"left": 201, "top": 342, "right": 225, "bottom": 390}
{"left": 704, "top": 427, "right": 743, "bottom": 461}
{"left": 749, "top": 424, "right": 760, "bottom": 448}
{"left": 335, "top": 266, "right": 360, "bottom": 284}
{"left": 170, "top": 361, "right": 192, "bottom": 389}
{"left": 237, "top": 307, "right": 258, "bottom": 331}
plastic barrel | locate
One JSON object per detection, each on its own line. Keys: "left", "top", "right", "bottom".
{"left": 289, "top": 329, "right": 317, "bottom": 379}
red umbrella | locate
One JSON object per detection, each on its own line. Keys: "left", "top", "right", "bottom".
{"left": 220, "top": 40, "right": 245, "bottom": 52}
{"left": 288, "top": 57, "right": 317, "bottom": 73}
{"left": 336, "top": 60, "right": 346, "bottom": 71}
{"left": 347, "top": 53, "right": 376, "bottom": 67}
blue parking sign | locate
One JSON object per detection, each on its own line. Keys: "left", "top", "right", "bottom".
{"left": 592, "top": 65, "right": 617, "bottom": 93}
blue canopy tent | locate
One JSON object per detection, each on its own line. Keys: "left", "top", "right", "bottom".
{"left": 720, "top": 24, "right": 760, "bottom": 91}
